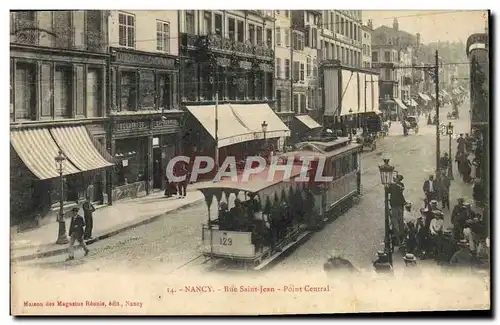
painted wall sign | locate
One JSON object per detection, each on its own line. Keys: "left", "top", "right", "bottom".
{"left": 114, "top": 121, "right": 149, "bottom": 131}
{"left": 152, "top": 119, "right": 180, "bottom": 128}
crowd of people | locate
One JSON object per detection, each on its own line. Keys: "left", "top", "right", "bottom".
{"left": 385, "top": 131, "right": 489, "bottom": 269}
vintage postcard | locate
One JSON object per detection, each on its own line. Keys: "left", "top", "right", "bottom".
{"left": 9, "top": 8, "right": 490, "bottom": 315}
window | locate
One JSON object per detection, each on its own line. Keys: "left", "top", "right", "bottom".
{"left": 276, "top": 58, "right": 282, "bottom": 79}
{"left": 203, "top": 11, "right": 212, "bottom": 35}
{"left": 300, "top": 63, "right": 305, "bottom": 81}
{"left": 139, "top": 70, "right": 155, "bottom": 109}
{"left": 158, "top": 74, "right": 172, "bottom": 109}
{"left": 340, "top": 18, "right": 344, "bottom": 34}
{"left": 266, "top": 28, "right": 272, "bottom": 48}
{"left": 54, "top": 66, "right": 72, "bottom": 118}
{"left": 249, "top": 24, "right": 255, "bottom": 44}
{"left": 306, "top": 57, "right": 311, "bottom": 77}
{"left": 156, "top": 21, "right": 170, "bottom": 52}
{"left": 276, "top": 89, "right": 282, "bottom": 112}
{"left": 325, "top": 43, "right": 329, "bottom": 59}
{"left": 266, "top": 71, "right": 273, "bottom": 99}
{"left": 293, "top": 61, "right": 300, "bottom": 81}
{"left": 300, "top": 93, "right": 306, "bottom": 112}
{"left": 372, "top": 51, "right": 378, "bottom": 62}
{"left": 86, "top": 68, "right": 101, "bottom": 117}
{"left": 228, "top": 18, "right": 235, "bottom": 40}
{"left": 305, "top": 27, "right": 310, "bottom": 48}
{"left": 285, "top": 59, "right": 290, "bottom": 79}
{"left": 337, "top": 45, "right": 340, "bottom": 61}
{"left": 384, "top": 51, "right": 391, "bottom": 62}
{"left": 236, "top": 21, "right": 244, "bottom": 42}
{"left": 284, "top": 29, "right": 290, "bottom": 47}
{"left": 385, "top": 69, "right": 391, "bottom": 80}
{"left": 336, "top": 15, "right": 340, "bottom": 32}
{"left": 313, "top": 59, "right": 317, "bottom": 78}
{"left": 120, "top": 71, "right": 137, "bottom": 111}
{"left": 14, "top": 62, "right": 36, "bottom": 120}
{"left": 350, "top": 22, "right": 353, "bottom": 39}
{"left": 285, "top": 10, "right": 290, "bottom": 18}
{"left": 275, "top": 27, "right": 281, "bottom": 45}
{"left": 256, "top": 26, "right": 263, "bottom": 45}
{"left": 341, "top": 47, "right": 345, "bottom": 63}
{"left": 214, "top": 13, "right": 222, "bottom": 36}
{"left": 311, "top": 28, "right": 317, "bottom": 48}
{"left": 118, "top": 12, "right": 135, "bottom": 48}
{"left": 293, "top": 93, "right": 299, "bottom": 113}
{"left": 185, "top": 10, "right": 195, "bottom": 34}
{"left": 330, "top": 12, "right": 335, "bottom": 30}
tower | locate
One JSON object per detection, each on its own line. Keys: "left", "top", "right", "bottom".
{"left": 393, "top": 17, "right": 399, "bottom": 31}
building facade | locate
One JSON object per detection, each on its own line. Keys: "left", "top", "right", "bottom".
{"left": 107, "top": 10, "right": 182, "bottom": 201}
{"left": 273, "top": 10, "right": 294, "bottom": 129}
{"left": 361, "top": 21, "right": 373, "bottom": 68}
{"left": 10, "top": 10, "right": 113, "bottom": 225}
{"left": 319, "top": 10, "right": 363, "bottom": 68}
{"left": 179, "top": 10, "right": 289, "bottom": 174}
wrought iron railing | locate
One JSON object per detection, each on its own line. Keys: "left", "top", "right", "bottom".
{"left": 11, "top": 19, "right": 39, "bottom": 45}
{"left": 53, "top": 26, "right": 75, "bottom": 49}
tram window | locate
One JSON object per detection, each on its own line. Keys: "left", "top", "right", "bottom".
{"left": 335, "top": 159, "right": 341, "bottom": 179}
{"left": 352, "top": 153, "right": 358, "bottom": 170}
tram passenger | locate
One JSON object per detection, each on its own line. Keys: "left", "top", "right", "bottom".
{"left": 230, "top": 199, "right": 247, "bottom": 231}
{"left": 216, "top": 202, "right": 230, "bottom": 230}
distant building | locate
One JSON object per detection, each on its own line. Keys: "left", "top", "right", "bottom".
{"left": 361, "top": 21, "right": 373, "bottom": 68}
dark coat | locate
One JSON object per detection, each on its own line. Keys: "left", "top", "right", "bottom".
{"left": 69, "top": 215, "right": 86, "bottom": 238}
{"left": 423, "top": 180, "right": 437, "bottom": 194}
{"left": 389, "top": 182, "right": 406, "bottom": 207}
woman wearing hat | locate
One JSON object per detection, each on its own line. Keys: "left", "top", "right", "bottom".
{"left": 449, "top": 240, "right": 473, "bottom": 268}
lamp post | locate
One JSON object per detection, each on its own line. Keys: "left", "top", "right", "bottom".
{"left": 377, "top": 158, "right": 395, "bottom": 267}
{"left": 447, "top": 122, "right": 454, "bottom": 180}
{"left": 348, "top": 109, "right": 353, "bottom": 141}
{"left": 55, "top": 150, "right": 69, "bottom": 245}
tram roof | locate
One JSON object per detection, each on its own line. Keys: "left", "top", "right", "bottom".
{"left": 281, "top": 140, "right": 362, "bottom": 159}
{"left": 197, "top": 164, "right": 308, "bottom": 195}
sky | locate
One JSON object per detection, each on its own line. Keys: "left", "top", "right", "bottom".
{"left": 363, "top": 10, "right": 488, "bottom": 44}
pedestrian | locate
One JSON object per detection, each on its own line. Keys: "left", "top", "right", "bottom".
{"left": 473, "top": 178, "right": 484, "bottom": 207}
{"left": 177, "top": 163, "right": 189, "bottom": 199}
{"left": 389, "top": 175, "right": 406, "bottom": 246}
{"left": 449, "top": 239, "right": 473, "bottom": 268}
{"left": 439, "top": 152, "right": 450, "bottom": 173}
{"left": 66, "top": 207, "right": 89, "bottom": 261}
{"left": 462, "top": 156, "right": 472, "bottom": 183}
{"left": 430, "top": 210, "right": 444, "bottom": 258}
{"left": 422, "top": 175, "right": 437, "bottom": 204}
{"left": 439, "top": 175, "right": 451, "bottom": 210}
{"left": 457, "top": 133, "right": 466, "bottom": 153}
{"left": 82, "top": 198, "right": 95, "bottom": 240}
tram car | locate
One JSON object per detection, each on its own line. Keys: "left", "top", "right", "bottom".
{"left": 198, "top": 136, "right": 362, "bottom": 270}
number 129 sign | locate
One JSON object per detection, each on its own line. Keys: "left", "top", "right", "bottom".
{"left": 220, "top": 236, "right": 233, "bottom": 246}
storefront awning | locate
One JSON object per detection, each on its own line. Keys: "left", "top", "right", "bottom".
{"left": 186, "top": 104, "right": 290, "bottom": 148}
{"left": 50, "top": 126, "right": 114, "bottom": 172}
{"left": 10, "top": 128, "right": 80, "bottom": 180}
{"left": 295, "top": 115, "right": 322, "bottom": 130}
{"left": 394, "top": 98, "right": 408, "bottom": 110}
{"left": 418, "top": 93, "right": 429, "bottom": 102}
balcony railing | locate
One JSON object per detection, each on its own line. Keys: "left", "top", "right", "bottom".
{"left": 186, "top": 34, "right": 273, "bottom": 59}
{"left": 11, "top": 19, "right": 39, "bottom": 46}
{"left": 85, "top": 29, "right": 105, "bottom": 52}
{"left": 53, "top": 26, "right": 75, "bottom": 49}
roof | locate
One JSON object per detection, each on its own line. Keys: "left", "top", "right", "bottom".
{"left": 197, "top": 165, "right": 308, "bottom": 194}
{"left": 281, "top": 140, "right": 362, "bottom": 159}
{"left": 372, "top": 25, "right": 417, "bottom": 47}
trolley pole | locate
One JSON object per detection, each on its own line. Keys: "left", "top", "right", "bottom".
{"left": 435, "top": 50, "right": 441, "bottom": 175}
{"left": 214, "top": 91, "right": 219, "bottom": 180}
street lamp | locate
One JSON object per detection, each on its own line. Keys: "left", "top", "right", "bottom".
{"left": 447, "top": 122, "right": 454, "bottom": 180}
{"left": 348, "top": 109, "right": 353, "bottom": 141}
{"left": 377, "top": 158, "right": 395, "bottom": 268}
{"left": 55, "top": 150, "right": 69, "bottom": 245}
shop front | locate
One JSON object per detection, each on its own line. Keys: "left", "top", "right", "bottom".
{"left": 110, "top": 115, "right": 182, "bottom": 202}
{"left": 10, "top": 124, "right": 113, "bottom": 226}
{"left": 184, "top": 103, "right": 290, "bottom": 179}
{"left": 290, "top": 114, "right": 323, "bottom": 144}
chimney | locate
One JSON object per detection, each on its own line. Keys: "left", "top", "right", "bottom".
{"left": 393, "top": 18, "right": 399, "bottom": 31}
{"left": 416, "top": 33, "right": 421, "bottom": 47}
{"left": 367, "top": 19, "right": 373, "bottom": 29}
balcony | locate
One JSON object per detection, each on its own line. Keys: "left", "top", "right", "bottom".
{"left": 10, "top": 19, "right": 39, "bottom": 46}
{"left": 85, "top": 29, "right": 105, "bottom": 52}
{"left": 53, "top": 27, "right": 75, "bottom": 49}
{"left": 181, "top": 33, "right": 274, "bottom": 60}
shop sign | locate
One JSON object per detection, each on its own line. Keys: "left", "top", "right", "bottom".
{"left": 115, "top": 51, "right": 176, "bottom": 69}
{"left": 114, "top": 121, "right": 149, "bottom": 132}
{"left": 152, "top": 119, "right": 179, "bottom": 128}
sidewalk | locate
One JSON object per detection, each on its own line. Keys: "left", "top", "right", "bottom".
{"left": 10, "top": 183, "right": 209, "bottom": 262}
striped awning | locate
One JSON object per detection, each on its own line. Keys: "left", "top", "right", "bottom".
{"left": 394, "top": 98, "right": 408, "bottom": 110}
{"left": 10, "top": 128, "right": 80, "bottom": 179}
{"left": 50, "top": 126, "right": 113, "bottom": 172}
{"left": 295, "top": 114, "right": 322, "bottom": 130}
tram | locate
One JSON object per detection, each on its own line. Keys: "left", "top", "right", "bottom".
{"left": 198, "top": 136, "right": 363, "bottom": 270}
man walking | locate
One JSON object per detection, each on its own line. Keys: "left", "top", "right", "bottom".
{"left": 439, "top": 174, "right": 451, "bottom": 210}
{"left": 82, "top": 198, "right": 95, "bottom": 240}
{"left": 66, "top": 207, "right": 89, "bottom": 261}
{"left": 177, "top": 163, "right": 189, "bottom": 199}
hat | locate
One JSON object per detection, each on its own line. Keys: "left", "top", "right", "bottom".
{"left": 403, "top": 253, "right": 417, "bottom": 262}
{"left": 433, "top": 210, "right": 444, "bottom": 216}
{"left": 463, "top": 202, "right": 472, "bottom": 207}
{"left": 328, "top": 250, "right": 341, "bottom": 259}
{"left": 396, "top": 175, "right": 404, "bottom": 181}
{"left": 457, "top": 198, "right": 465, "bottom": 202}
{"left": 458, "top": 239, "right": 469, "bottom": 247}
{"left": 443, "top": 229, "right": 453, "bottom": 236}
{"left": 71, "top": 207, "right": 79, "bottom": 212}
{"left": 430, "top": 200, "right": 438, "bottom": 205}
